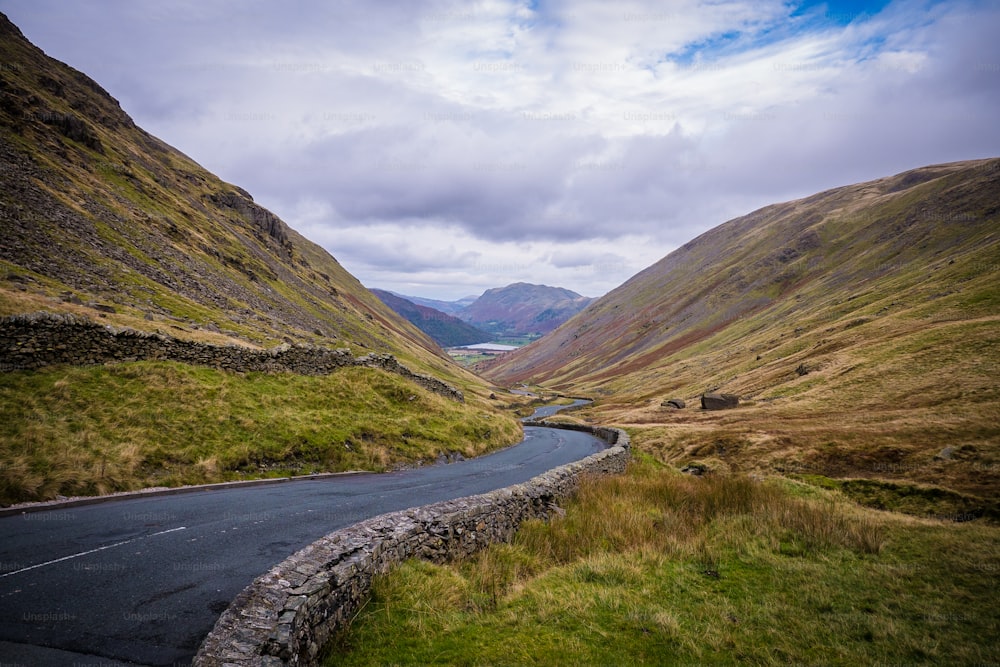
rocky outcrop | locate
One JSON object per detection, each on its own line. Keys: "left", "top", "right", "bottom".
{"left": 700, "top": 392, "right": 739, "bottom": 410}
{"left": 661, "top": 398, "right": 685, "bottom": 409}
{"left": 0, "top": 312, "right": 463, "bottom": 401}
{"left": 193, "top": 423, "right": 630, "bottom": 666}
{"left": 38, "top": 109, "right": 104, "bottom": 153}
{"left": 209, "top": 190, "right": 290, "bottom": 247}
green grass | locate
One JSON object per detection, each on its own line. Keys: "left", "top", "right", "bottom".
{"left": 794, "top": 474, "right": 1000, "bottom": 521}
{"left": 446, "top": 351, "right": 495, "bottom": 367}
{"left": 0, "top": 361, "right": 522, "bottom": 504}
{"left": 492, "top": 335, "right": 540, "bottom": 347}
{"left": 329, "top": 457, "right": 999, "bottom": 665}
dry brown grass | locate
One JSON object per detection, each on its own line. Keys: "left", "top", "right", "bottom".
{"left": 334, "top": 459, "right": 1000, "bottom": 666}
{"left": 511, "top": 464, "right": 885, "bottom": 573}
{"left": 559, "top": 308, "right": 1000, "bottom": 507}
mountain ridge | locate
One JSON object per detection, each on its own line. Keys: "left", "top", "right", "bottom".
{"left": 483, "top": 158, "right": 1000, "bottom": 500}
{"left": 485, "top": 159, "right": 1000, "bottom": 387}
{"left": 385, "top": 283, "right": 595, "bottom": 340}
{"left": 394, "top": 292, "right": 477, "bottom": 317}
{"left": 0, "top": 11, "right": 447, "bottom": 366}
{"left": 461, "top": 282, "right": 594, "bottom": 338}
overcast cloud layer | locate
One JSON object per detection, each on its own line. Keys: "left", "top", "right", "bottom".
{"left": 3, "top": 0, "right": 999, "bottom": 300}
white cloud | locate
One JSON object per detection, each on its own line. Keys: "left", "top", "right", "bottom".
{"left": 2, "top": 0, "right": 998, "bottom": 301}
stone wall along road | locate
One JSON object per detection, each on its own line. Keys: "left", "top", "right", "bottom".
{"left": 194, "top": 423, "right": 630, "bottom": 666}
{"left": 0, "top": 312, "right": 463, "bottom": 400}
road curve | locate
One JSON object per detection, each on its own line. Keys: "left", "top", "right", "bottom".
{"left": 0, "top": 420, "right": 605, "bottom": 666}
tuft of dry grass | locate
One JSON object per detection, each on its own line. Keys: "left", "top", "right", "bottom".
{"left": 513, "top": 460, "right": 885, "bottom": 575}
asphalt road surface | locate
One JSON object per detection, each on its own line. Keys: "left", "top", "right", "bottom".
{"left": 0, "top": 414, "right": 605, "bottom": 666}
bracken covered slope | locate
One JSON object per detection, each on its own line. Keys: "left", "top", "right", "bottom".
{"left": 484, "top": 159, "right": 1000, "bottom": 500}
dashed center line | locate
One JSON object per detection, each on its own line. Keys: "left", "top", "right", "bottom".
{"left": 0, "top": 526, "right": 187, "bottom": 579}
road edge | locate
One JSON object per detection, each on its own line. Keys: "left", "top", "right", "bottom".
{"left": 193, "top": 422, "right": 630, "bottom": 666}
{"left": 0, "top": 472, "right": 369, "bottom": 518}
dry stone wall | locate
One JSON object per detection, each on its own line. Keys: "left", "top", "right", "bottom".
{"left": 194, "top": 424, "right": 630, "bottom": 666}
{"left": 0, "top": 312, "right": 463, "bottom": 401}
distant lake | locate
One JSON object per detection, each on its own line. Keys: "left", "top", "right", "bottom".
{"left": 456, "top": 343, "right": 518, "bottom": 352}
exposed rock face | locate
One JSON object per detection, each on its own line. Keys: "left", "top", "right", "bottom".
{"left": 936, "top": 447, "right": 955, "bottom": 461}
{"left": 662, "top": 398, "right": 686, "bottom": 409}
{"left": 701, "top": 392, "right": 739, "bottom": 410}
{"left": 38, "top": 109, "right": 104, "bottom": 152}
{"left": 208, "top": 190, "right": 290, "bottom": 248}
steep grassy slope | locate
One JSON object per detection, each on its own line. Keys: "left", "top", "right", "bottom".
{"left": 484, "top": 159, "right": 1000, "bottom": 502}
{"left": 0, "top": 14, "right": 440, "bottom": 362}
{"left": 0, "top": 362, "right": 521, "bottom": 504}
{"left": 0, "top": 14, "right": 521, "bottom": 504}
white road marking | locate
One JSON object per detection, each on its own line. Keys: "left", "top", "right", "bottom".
{"left": 0, "top": 527, "right": 187, "bottom": 579}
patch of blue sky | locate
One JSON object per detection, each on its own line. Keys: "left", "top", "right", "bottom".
{"left": 522, "top": 0, "right": 570, "bottom": 31}
{"left": 663, "top": 0, "right": 892, "bottom": 69}
{"left": 791, "top": 0, "right": 893, "bottom": 25}
{"left": 668, "top": 30, "right": 753, "bottom": 67}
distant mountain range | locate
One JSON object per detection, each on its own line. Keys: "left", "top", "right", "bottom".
{"left": 461, "top": 283, "right": 594, "bottom": 337}
{"left": 370, "top": 289, "right": 492, "bottom": 348}
{"left": 400, "top": 294, "right": 478, "bottom": 317}
{"left": 372, "top": 283, "right": 594, "bottom": 345}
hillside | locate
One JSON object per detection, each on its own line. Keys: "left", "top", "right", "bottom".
{"left": 0, "top": 14, "right": 449, "bottom": 362}
{"left": 371, "top": 289, "right": 492, "bottom": 347}
{"left": 484, "top": 159, "right": 1000, "bottom": 504}
{"left": 462, "top": 282, "right": 593, "bottom": 337}
{"left": 0, "top": 14, "right": 522, "bottom": 504}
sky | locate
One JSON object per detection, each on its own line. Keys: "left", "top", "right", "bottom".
{"left": 2, "top": 0, "right": 998, "bottom": 301}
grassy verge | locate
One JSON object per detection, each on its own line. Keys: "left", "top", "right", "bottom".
{"left": 792, "top": 474, "right": 1000, "bottom": 522}
{"left": 0, "top": 361, "right": 522, "bottom": 505}
{"left": 446, "top": 350, "right": 495, "bottom": 367}
{"left": 330, "top": 457, "right": 999, "bottom": 665}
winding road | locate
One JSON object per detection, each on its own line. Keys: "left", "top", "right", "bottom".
{"left": 0, "top": 403, "right": 602, "bottom": 666}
